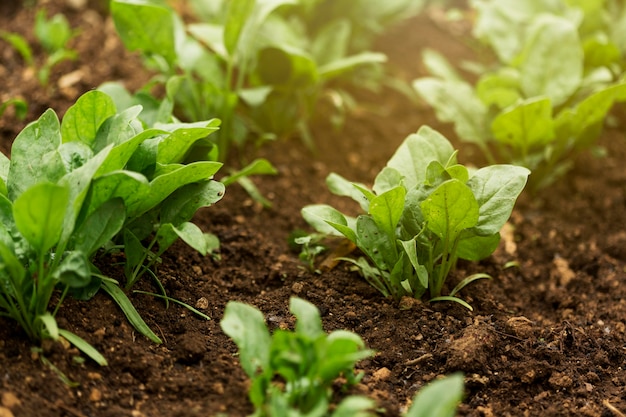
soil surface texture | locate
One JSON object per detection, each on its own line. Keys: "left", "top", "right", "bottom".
{"left": 1, "top": 1, "right": 626, "bottom": 417}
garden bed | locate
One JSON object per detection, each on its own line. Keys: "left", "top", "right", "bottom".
{"left": 1, "top": 1, "right": 625, "bottom": 417}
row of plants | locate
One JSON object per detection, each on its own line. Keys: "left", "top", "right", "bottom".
{"left": 1, "top": 0, "right": 625, "bottom": 414}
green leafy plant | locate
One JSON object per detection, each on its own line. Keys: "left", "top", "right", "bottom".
{"left": 0, "top": 98, "right": 27, "bottom": 120}
{"left": 0, "top": 9, "right": 78, "bottom": 86}
{"left": 108, "top": 0, "right": 420, "bottom": 160}
{"left": 413, "top": 0, "right": 626, "bottom": 190}
{"left": 302, "top": 126, "right": 529, "bottom": 309}
{"left": 221, "top": 297, "right": 375, "bottom": 417}
{"left": 0, "top": 89, "right": 224, "bottom": 356}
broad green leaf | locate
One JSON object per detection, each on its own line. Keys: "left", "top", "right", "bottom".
{"left": 0, "top": 32, "right": 33, "bottom": 65}
{"left": 129, "top": 161, "right": 223, "bottom": 216}
{"left": 405, "top": 373, "right": 464, "bottom": 417}
{"left": 476, "top": 68, "right": 521, "bottom": 108}
{"left": 35, "top": 10, "right": 73, "bottom": 52}
{"left": 386, "top": 126, "right": 456, "bottom": 191}
{"left": 0, "top": 152, "right": 10, "bottom": 197}
{"left": 518, "top": 14, "right": 583, "bottom": 106}
{"left": 156, "top": 126, "right": 219, "bottom": 165}
{"left": 95, "top": 129, "right": 166, "bottom": 177}
{"left": 73, "top": 198, "right": 126, "bottom": 257}
{"left": 54, "top": 251, "right": 91, "bottom": 288}
{"left": 87, "top": 171, "right": 150, "bottom": 220}
{"left": 61, "top": 91, "right": 117, "bottom": 145}
{"left": 421, "top": 48, "right": 462, "bottom": 82}
{"left": 7, "top": 109, "right": 66, "bottom": 200}
{"left": 123, "top": 229, "right": 145, "bottom": 275}
{"left": 160, "top": 180, "right": 225, "bottom": 225}
{"left": 13, "top": 183, "right": 69, "bottom": 254}
{"left": 58, "top": 328, "right": 108, "bottom": 366}
{"left": 221, "top": 301, "right": 271, "bottom": 377}
{"left": 491, "top": 97, "right": 555, "bottom": 149}
{"left": 466, "top": 165, "right": 530, "bottom": 235}
{"left": 369, "top": 186, "right": 406, "bottom": 239}
{"left": 421, "top": 180, "right": 479, "bottom": 243}
{"left": 373, "top": 167, "right": 403, "bottom": 195}
{"left": 111, "top": 0, "right": 179, "bottom": 67}
{"left": 290, "top": 297, "right": 323, "bottom": 339}
{"left": 456, "top": 232, "right": 501, "bottom": 261}
{"left": 311, "top": 19, "right": 350, "bottom": 66}
{"left": 413, "top": 78, "right": 489, "bottom": 147}
{"left": 301, "top": 204, "right": 355, "bottom": 240}
{"left": 92, "top": 105, "right": 143, "bottom": 152}
{"left": 101, "top": 279, "right": 162, "bottom": 344}
{"left": 356, "top": 215, "right": 397, "bottom": 271}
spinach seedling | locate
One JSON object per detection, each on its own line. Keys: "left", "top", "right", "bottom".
{"left": 302, "top": 126, "right": 529, "bottom": 310}
{"left": 406, "top": 373, "right": 464, "bottom": 417}
{"left": 221, "top": 297, "right": 375, "bottom": 417}
{"left": 0, "top": 9, "right": 78, "bottom": 86}
{"left": 414, "top": 0, "right": 626, "bottom": 190}
{"left": 109, "top": 0, "right": 392, "bottom": 160}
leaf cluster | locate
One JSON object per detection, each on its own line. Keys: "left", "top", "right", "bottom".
{"left": 0, "top": 9, "right": 78, "bottom": 86}
{"left": 108, "top": 0, "right": 422, "bottom": 160}
{"left": 414, "top": 0, "right": 626, "bottom": 190}
{"left": 221, "top": 297, "right": 375, "bottom": 417}
{"left": 302, "top": 127, "right": 529, "bottom": 309}
{"left": 0, "top": 89, "right": 224, "bottom": 358}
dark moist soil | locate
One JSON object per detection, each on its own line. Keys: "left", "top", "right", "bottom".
{"left": 1, "top": 2, "right": 626, "bottom": 417}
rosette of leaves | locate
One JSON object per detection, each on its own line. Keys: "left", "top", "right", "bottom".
{"left": 413, "top": 0, "right": 626, "bottom": 190}
{"left": 0, "top": 89, "right": 224, "bottom": 359}
{"left": 302, "top": 126, "right": 529, "bottom": 310}
{"left": 221, "top": 297, "right": 375, "bottom": 417}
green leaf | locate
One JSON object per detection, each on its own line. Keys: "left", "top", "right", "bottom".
{"left": 466, "top": 165, "right": 530, "bottom": 235}
{"left": 101, "top": 279, "right": 162, "bottom": 344}
{"left": 130, "top": 161, "right": 223, "bottom": 216}
{"left": 221, "top": 301, "right": 271, "bottom": 378}
{"left": 37, "top": 312, "right": 59, "bottom": 340}
{"left": 326, "top": 173, "right": 370, "bottom": 212}
{"left": 61, "top": 91, "right": 117, "bottom": 145}
{"left": 491, "top": 97, "right": 555, "bottom": 149}
{"left": 400, "top": 239, "right": 428, "bottom": 289}
{"left": 13, "top": 183, "right": 69, "bottom": 254}
{"left": 421, "top": 180, "right": 479, "bottom": 243}
{"left": 518, "top": 14, "right": 583, "bottom": 106}
{"left": 73, "top": 198, "right": 126, "bottom": 258}
{"left": 257, "top": 46, "right": 319, "bottom": 87}
{"left": 87, "top": 171, "right": 150, "bottom": 220}
{"left": 413, "top": 78, "right": 489, "bottom": 147}
{"left": 58, "top": 328, "right": 108, "bottom": 366}
{"left": 331, "top": 396, "right": 375, "bottom": 417}
{"left": 162, "top": 222, "right": 213, "bottom": 255}
{"left": 456, "top": 233, "right": 501, "bottom": 261}
{"left": 405, "top": 373, "right": 464, "bottom": 417}
{"left": 369, "top": 186, "right": 406, "bottom": 239}
{"left": 290, "top": 297, "right": 323, "bottom": 339}
{"left": 92, "top": 105, "right": 143, "bottom": 152}
{"left": 356, "top": 215, "right": 396, "bottom": 271}
{"left": 318, "top": 51, "right": 386, "bottom": 80}
{"left": 386, "top": 126, "right": 456, "bottom": 190}
{"left": 156, "top": 126, "right": 219, "bottom": 165}
{"left": 7, "top": 109, "right": 66, "bottom": 200}
{"left": 111, "top": 0, "right": 179, "bottom": 67}
{"left": 161, "top": 180, "right": 225, "bottom": 225}
{"left": 95, "top": 129, "right": 164, "bottom": 177}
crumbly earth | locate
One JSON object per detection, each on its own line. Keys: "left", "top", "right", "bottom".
{"left": 1, "top": 1, "right": 625, "bottom": 417}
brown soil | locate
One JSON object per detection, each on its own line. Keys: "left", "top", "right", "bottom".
{"left": 1, "top": 1, "right": 626, "bottom": 417}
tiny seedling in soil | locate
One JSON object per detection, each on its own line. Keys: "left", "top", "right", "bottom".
{"left": 302, "top": 126, "right": 529, "bottom": 310}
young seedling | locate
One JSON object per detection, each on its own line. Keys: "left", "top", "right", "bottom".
{"left": 221, "top": 297, "right": 375, "bottom": 417}
{"left": 108, "top": 0, "right": 399, "bottom": 160}
{"left": 302, "top": 126, "right": 529, "bottom": 310}
{"left": 0, "top": 9, "right": 78, "bottom": 86}
{"left": 413, "top": 0, "right": 626, "bottom": 190}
